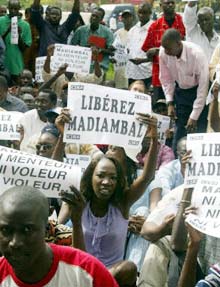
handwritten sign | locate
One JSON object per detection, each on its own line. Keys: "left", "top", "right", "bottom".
{"left": 35, "top": 56, "right": 47, "bottom": 83}
{"left": 185, "top": 133, "right": 220, "bottom": 187}
{"left": 0, "top": 112, "right": 24, "bottom": 140}
{"left": 64, "top": 83, "right": 151, "bottom": 149}
{"left": 52, "top": 44, "right": 92, "bottom": 74}
{"left": 113, "top": 34, "right": 128, "bottom": 70}
{"left": 0, "top": 146, "right": 81, "bottom": 197}
{"left": 186, "top": 178, "right": 220, "bottom": 238}
{"left": 11, "top": 16, "right": 18, "bottom": 44}
{"left": 35, "top": 56, "right": 57, "bottom": 83}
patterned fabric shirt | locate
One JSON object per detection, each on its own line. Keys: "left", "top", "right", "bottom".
{"left": 141, "top": 13, "right": 185, "bottom": 87}
{"left": 196, "top": 263, "right": 220, "bottom": 287}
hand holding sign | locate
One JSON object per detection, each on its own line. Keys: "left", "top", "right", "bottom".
{"left": 55, "top": 108, "right": 71, "bottom": 135}
{"left": 60, "top": 185, "right": 86, "bottom": 223}
{"left": 184, "top": 206, "right": 204, "bottom": 244}
{"left": 186, "top": 223, "right": 204, "bottom": 245}
{"left": 181, "top": 150, "right": 192, "bottom": 177}
{"left": 136, "top": 113, "right": 158, "bottom": 139}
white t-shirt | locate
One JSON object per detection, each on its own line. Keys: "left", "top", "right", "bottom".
{"left": 19, "top": 109, "right": 47, "bottom": 154}
{"left": 0, "top": 243, "right": 119, "bottom": 287}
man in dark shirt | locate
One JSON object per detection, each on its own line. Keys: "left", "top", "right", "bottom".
{"left": 0, "top": 75, "right": 27, "bottom": 112}
{"left": 31, "top": 0, "right": 80, "bottom": 56}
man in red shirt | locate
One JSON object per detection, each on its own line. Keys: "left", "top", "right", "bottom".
{"left": 0, "top": 186, "right": 119, "bottom": 287}
{"left": 141, "top": 0, "right": 185, "bottom": 105}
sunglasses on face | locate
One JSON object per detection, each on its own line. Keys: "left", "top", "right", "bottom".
{"left": 36, "top": 143, "right": 53, "bottom": 151}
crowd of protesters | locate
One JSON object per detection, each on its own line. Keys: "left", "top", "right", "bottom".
{"left": 0, "top": 0, "right": 220, "bottom": 286}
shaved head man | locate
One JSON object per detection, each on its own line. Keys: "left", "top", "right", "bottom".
{"left": 0, "top": 186, "right": 119, "bottom": 287}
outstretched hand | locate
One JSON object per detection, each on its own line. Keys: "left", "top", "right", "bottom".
{"left": 60, "top": 186, "right": 86, "bottom": 223}
{"left": 55, "top": 108, "right": 71, "bottom": 135}
{"left": 136, "top": 113, "right": 158, "bottom": 139}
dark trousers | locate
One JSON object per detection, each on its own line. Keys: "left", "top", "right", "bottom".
{"left": 173, "top": 85, "right": 208, "bottom": 153}
{"left": 152, "top": 86, "right": 165, "bottom": 106}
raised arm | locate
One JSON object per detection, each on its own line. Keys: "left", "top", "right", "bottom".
{"left": 125, "top": 114, "right": 158, "bottom": 207}
{"left": 209, "top": 83, "right": 220, "bottom": 131}
{"left": 30, "top": 0, "right": 44, "bottom": 30}
{"left": 141, "top": 214, "right": 175, "bottom": 242}
{"left": 32, "top": 0, "right": 40, "bottom": 8}
{"left": 40, "top": 63, "right": 68, "bottom": 92}
{"left": 183, "top": 2, "right": 198, "bottom": 34}
{"left": 171, "top": 188, "right": 193, "bottom": 252}
{"left": 178, "top": 222, "right": 203, "bottom": 287}
{"left": 72, "top": 0, "right": 80, "bottom": 13}
{"left": 60, "top": 186, "right": 86, "bottom": 251}
{"left": 52, "top": 109, "right": 71, "bottom": 161}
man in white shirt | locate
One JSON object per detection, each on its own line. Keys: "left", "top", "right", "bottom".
{"left": 159, "top": 28, "right": 209, "bottom": 152}
{"left": 19, "top": 89, "right": 57, "bottom": 154}
{"left": 183, "top": 1, "right": 220, "bottom": 61}
{"left": 113, "top": 10, "right": 134, "bottom": 89}
{"left": 126, "top": 3, "right": 153, "bottom": 89}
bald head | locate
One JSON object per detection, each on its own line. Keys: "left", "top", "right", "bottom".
{"left": 162, "top": 28, "right": 181, "bottom": 45}
{"left": 161, "top": 28, "right": 183, "bottom": 57}
{"left": 0, "top": 186, "right": 49, "bottom": 224}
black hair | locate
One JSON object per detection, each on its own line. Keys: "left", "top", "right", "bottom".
{"left": 97, "top": 7, "right": 105, "bottom": 19}
{"left": 39, "top": 89, "right": 57, "bottom": 105}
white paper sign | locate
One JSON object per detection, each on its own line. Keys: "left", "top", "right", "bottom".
{"left": 0, "top": 112, "right": 24, "bottom": 140}
{"left": 184, "top": 133, "right": 220, "bottom": 188}
{"left": 0, "top": 146, "right": 81, "bottom": 197}
{"left": 64, "top": 83, "right": 151, "bottom": 149}
{"left": 64, "top": 154, "right": 91, "bottom": 174}
{"left": 113, "top": 34, "right": 128, "bottom": 70}
{"left": 52, "top": 44, "right": 92, "bottom": 74}
{"left": 11, "top": 16, "right": 18, "bottom": 44}
{"left": 35, "top": 56, "right": 47, "bottom": 83}
{"left": 154, "top": 113, "right": 170, "bottom": 144}
{"left": 35, "top": 56, "right": 57, "bottom": 83}
{"left": 186, "top": 178, "right": 220, "bottom": 238}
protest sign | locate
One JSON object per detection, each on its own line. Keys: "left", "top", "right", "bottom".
{"left": 35, "top": 56, "right": 47, "bottom": 83}
{"left": 64, "top": 154, "right": 91, "bottom": 174}
{"left": 52, "top": 44, "right": 92, "bottom": 74}
{"left": 0, "top": 146, "right": 81, "bottom": 197}
{"left": 186, "top": 178, "right": 220, "bottom": 238}
{"left": 64, "top": 83, "right": 151, "bottom": 149}
{"left": 113, "top": 35, "right": 128, "bottom": 70}
{"left": 153, "top": 113, "right": 170, "bottom": 144}
{"left": 11, "top": 16, "right": 18, "bottom": 44}
{"left": 0, "top": 111, "right": 24, "bottom": 140}
{"left": 184, "top": 133, "right": 220, "bottom": 188}
{"left": 35, "top": 56, "right": 57, "bottom": 83}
